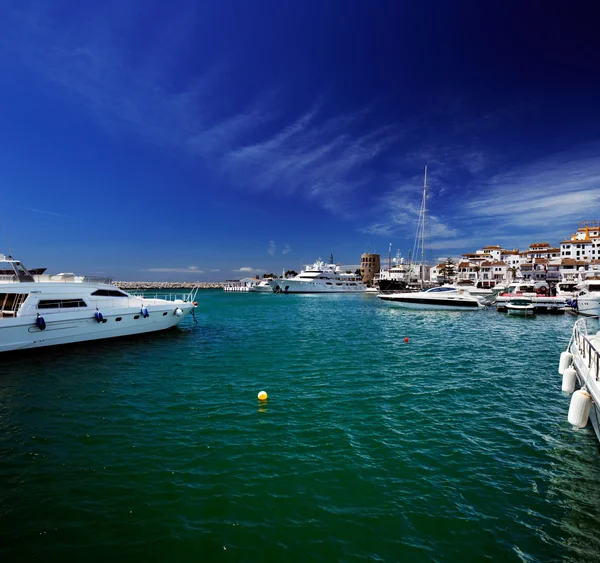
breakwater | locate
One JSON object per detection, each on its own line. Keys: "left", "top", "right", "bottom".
{"left": 113, "top": 281, "right": 224, "bottom": 290}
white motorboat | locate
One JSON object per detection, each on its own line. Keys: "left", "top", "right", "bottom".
{"left": 495, "top": 282, "right": 565, "bottom": 314}
{"left": 559, "top": 317, "right": 600, "bottom": 442}
{"left": 505, "top": 296, "right": 535, "bottom": 316}
{"left": 572, "top": 278, "right": 600, "bottom": 317}
{"left": 270, "top": 259, "right": 367, "bottom": 293}
{"left": 0, "top": 254, "right": 197, "bottom": 353}
{"left": 248, "top": 280, "right": 275, "bottom": 293}
{"left": 377, "top": 285, "right": 484, "bottom": 310}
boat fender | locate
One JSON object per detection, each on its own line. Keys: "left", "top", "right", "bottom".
{"left": 95, "top": 309, "right": 104, "bottom": 323}
{"left": 175, "top": 308, "right": 183, "bottom": 317}
{"left": 558, "top": 351, "right": 573, "bottom": 375}
{"left": 568, "top": 389, "right": 592, "bottom": 428}
{"left": 36, "top": 314, "right": 46, "bottom": 331}
{"left": 141, "top": 306, "right": 149, "bottom": 318}
{"left": 562, "top": 367, "right": 577, "bottom": 394}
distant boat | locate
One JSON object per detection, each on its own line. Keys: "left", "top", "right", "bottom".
{"left": 270, "top": 258, "right": 367, "bottom": 293}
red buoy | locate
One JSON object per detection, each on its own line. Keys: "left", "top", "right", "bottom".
{"left": 404, "top": 337, "right": 409, "bottom": 343}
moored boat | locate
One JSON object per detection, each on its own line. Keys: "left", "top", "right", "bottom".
{"left": 559, "top": 317, "right": 600, "bottom": 442}
{"left": 270, "top": 259, "right": 366, "bottom": 293}
{"left": 505, "top": 296, "right": 535, "bottom": 316}
{"left": 377, "top": 285, "right": 484, "bottom": 310}
{"left": 0, "top": 254, "right": 197, "bottom": 353}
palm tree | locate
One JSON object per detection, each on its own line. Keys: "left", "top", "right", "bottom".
{"left": 508, "top": 266, "right": 519, "bottom": 281}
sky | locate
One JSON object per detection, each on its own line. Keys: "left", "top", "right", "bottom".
{"left": 1, "top": 1, "right": 599, "bottom": 280}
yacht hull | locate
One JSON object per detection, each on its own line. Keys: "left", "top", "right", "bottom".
{"left": 273, "top": 281, "right": 366, "bottom": 293}
{"left": 568, "top": 320, "right": 600, "bottom": 442}
{"left": 0, "top": 303, "right": 194, "bottom": 353}
{"left": 377, "top": 296, "right": 481, "bottom": 310}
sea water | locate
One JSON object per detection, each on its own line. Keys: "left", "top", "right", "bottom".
{"left": 1, "top": 291, "right": 599, "bottom": 561}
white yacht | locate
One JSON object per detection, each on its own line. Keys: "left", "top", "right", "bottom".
{"left": 559, "top": 318, "right": 600, "bottom": 442}
{"left": 377, "top": 285, "right": 484, "bottom": 310}
{"left": 495, "top": 282, "right": 565, "bottom": 314}
{"left": 270, "top": 259, "right": 367, "bottom": 293}
{"left": 0, "top": 254, "right": 197, "bottom": 353}
{"left": 249, "top": 280, "right": 275, "bottom": 293}
{"left": 573, "top": 278, "right": 600, "bottom": 316}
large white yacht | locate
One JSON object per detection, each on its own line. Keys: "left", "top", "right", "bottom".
{"left": 0, "top": 254, "right": 198, "bottom": 353}
{"left": 377, "top": 285, "right": 485, "bottom": 310}
{"left": 270, "top": 259, "right": 367, "bottom": 293}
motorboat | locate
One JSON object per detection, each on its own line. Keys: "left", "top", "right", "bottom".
{"left": 495, "top": 282, "right": 565, "bottom": 314}
{"left": 505, "top": 296, "right": 535, "bottom": 316}
{"left": 248, "top": 280, "right": 275, "bottom": 293}
{"left": 572, "top": 279, "right": 600, "bottom": 317}
{"left": 559, "top": 317, "right": 600, "bottom": 442}
{"left": 270, "top": 259, "right": 367, "bottom": 293}
{"left": 223, "top": 278, "right": 274, "bottom": 292}
{"left": 456, "top": 279, "right": 495, "bottom": 298}
{"left": 377, "top": 285, "right": 484, "bottom": 310}
{"left": 0, "top": 254, "right": 198, "bottom": 353}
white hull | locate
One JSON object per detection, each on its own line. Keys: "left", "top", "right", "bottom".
{"left": 576, "top": 296, "right": 600, "bottom": 316}
{"left": 273, "top": 280, "right": 366, "bottom": 293}
{"left": 378, "top": 285, "right": 483, "bottom": 310}
{"left": 0, "top": 301, "right": 195, "bottom": 352}
{"left": 506, "top": 306, "right": 535, "bottom": 316}
{"left": 377, "top": 299, "right": 480, "bottom": 310}
{"left": 568, "top": 318, "right": 600, "bottom": 442}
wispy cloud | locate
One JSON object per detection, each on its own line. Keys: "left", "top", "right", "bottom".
{"left": 209, "top": 269, "right": 220, "bottom": 272}
{"left": 1, "top": 6, "right": 401, "bottom": 217}
{"left": 282, "top": 244, "right": 291, "bottom": 254}
{"left": 267, "top": 241, "right": 276, "bottom": 255}
{"left": 20, "top": 206, "right": 74, "bottom": 219}
{"left": 235, "top": 266, "right": 264, "bottom": 273}
{"left": 142, "top": 266, "right": 203, "bottom": 273}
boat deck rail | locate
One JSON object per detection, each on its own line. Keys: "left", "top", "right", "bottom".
{"left": 129, "top": 287, "right": 199, "bottom": 303}
{"left": 572, "top": 317, "right": 600, "bottom": 381}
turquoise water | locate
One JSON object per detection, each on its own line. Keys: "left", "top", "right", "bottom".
{"left": 1, "top": 291, "right": 600, "bottom": 562}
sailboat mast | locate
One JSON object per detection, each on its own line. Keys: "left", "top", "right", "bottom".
{"left": 421, "top": 165, "right": 427, "bottom": 287}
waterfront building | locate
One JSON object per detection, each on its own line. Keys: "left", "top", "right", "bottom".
{"left": 560, "top": 221, "right": 600, "bottom": 261}
{"left": 360, "top": 253, "right": 381, "bottom": 285}
{"left": 479, "top": 261, "right": 508, "bottom": 285}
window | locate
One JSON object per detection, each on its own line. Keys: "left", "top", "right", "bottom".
{"left": 38, "top": 299, "right": 87, "bottom": 309}
{"left": 91, "top": 289, "right": 128, "bottom": 297}
{"left": 115, "top": 317, "right": 122, "bottom": 321}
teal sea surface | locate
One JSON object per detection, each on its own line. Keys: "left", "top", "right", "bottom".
{"left": 1, "top": 291, "right": 600, "bottom": 561}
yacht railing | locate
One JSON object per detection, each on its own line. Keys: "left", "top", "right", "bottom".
{"left": 129, "top": 287, "right": 199, "bottom": 303}
{"left": 573, "top": 317, "right": 600, "bottom": 381}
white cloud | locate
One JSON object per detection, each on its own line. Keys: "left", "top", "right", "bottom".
{"left": 267, "top": 241, "right": 276, "bottom": 255}
{"left": 142, "top": 266, "right": 204, "bottom": 273}
{"left": 209, "top": 269, "right": 220, "bottom": 272}
{"left": 282, "top": 244, "right": 291, "bottom": 254}
{"left": 235, "top": 266, "right": 265, "bottom": 273}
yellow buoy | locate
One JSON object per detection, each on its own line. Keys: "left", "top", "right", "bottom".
{"left": 258, "top": 390, "right": 268, "bottom": 401}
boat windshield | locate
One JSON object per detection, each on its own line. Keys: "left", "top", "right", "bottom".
{"left": 425, "top": 287, "right": 456, "bottom": 293}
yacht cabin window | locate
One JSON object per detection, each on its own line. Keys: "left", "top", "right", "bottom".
{"left": 91, "top": 289, "right": 128, "bottom": 297}
{"left": 38, "top": 299, "right": 87, "bottom": 309}
{"left": 0, "top": 293, "right": 28, "bottom": 317}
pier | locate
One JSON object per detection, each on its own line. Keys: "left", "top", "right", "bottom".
{"left": 114, "top": 281, "right": 225, "bottom": 290}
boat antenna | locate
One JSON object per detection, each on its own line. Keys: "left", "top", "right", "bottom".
{"left": 0, "top": 214, "right": 13, "bottom": 256}
{"left": 388, "top": 242, "right": 392, "bottom": 274}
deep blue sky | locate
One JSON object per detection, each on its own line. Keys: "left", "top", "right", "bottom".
{"left": 1, "top": 1, "right": 599, "bottom": 280}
